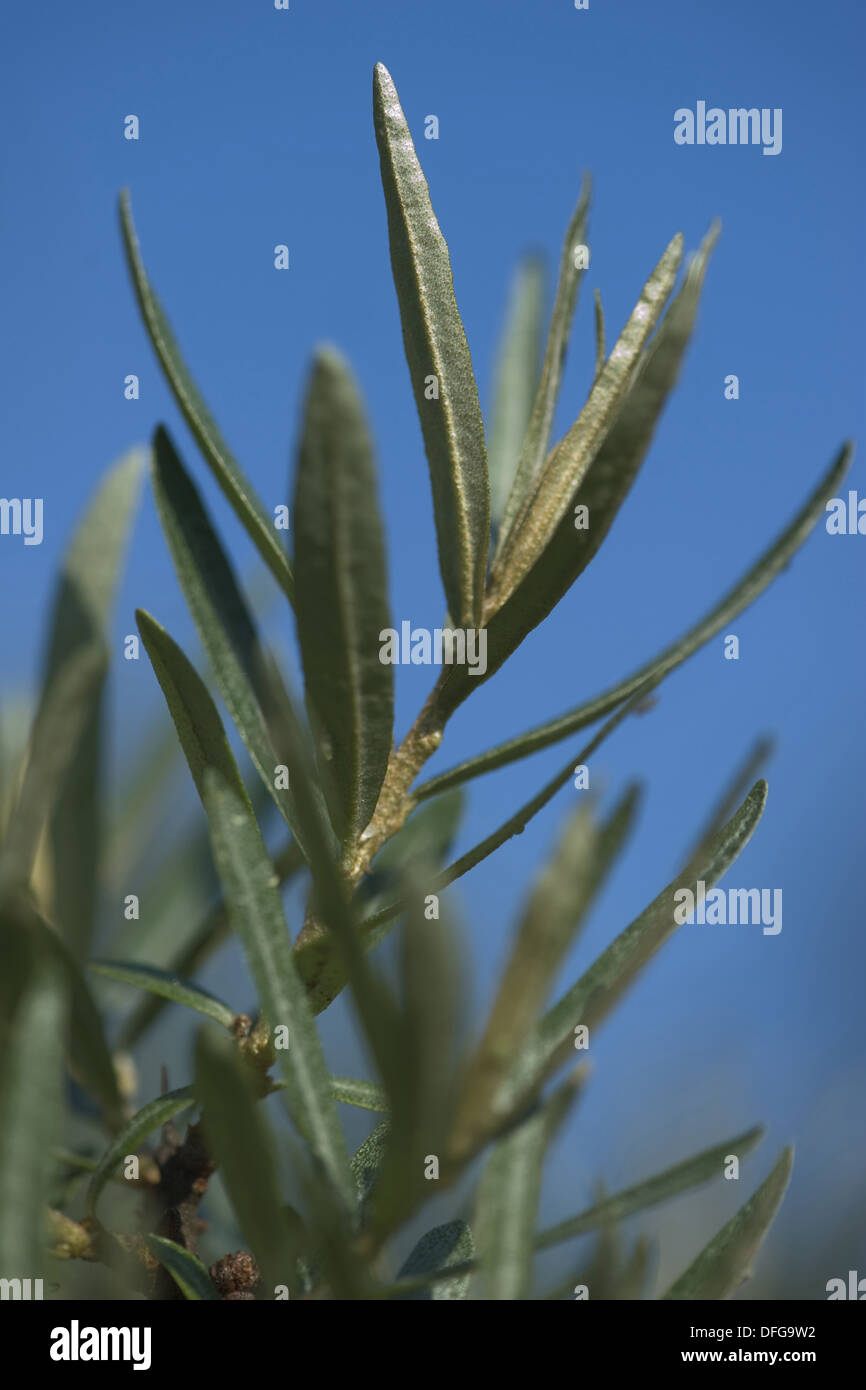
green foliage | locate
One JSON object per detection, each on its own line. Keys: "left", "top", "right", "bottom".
{"left": 0, "top": 61, "right": 852, "bottom": 1302}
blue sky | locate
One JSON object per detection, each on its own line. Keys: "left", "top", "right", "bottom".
{"left": 1, "top": 0, "right": 864, "bottom": 1293}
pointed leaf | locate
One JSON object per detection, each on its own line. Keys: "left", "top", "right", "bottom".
{"left": 416, "top": 442, "right": 852, "bottom": 792}
{"left": 663, "top": 1147, "right": 794, "bottom": 1299}
{"left": 487, "top": 227, "right": 716, "bottom": 658}
{"left": 146, "top": 1235, "right": 221, "bottom": 1300}
{"left": 493, "top": 233, "right": 683, "bottom": 605}
{"left": 351, "top": 1119, "right": 391, "bottom": 1206}
{"left": 373, "top": 63, "right": 489, "bottom": 628}
{"left": 537, "top": 1126, "right": 764, "bottom": 1250}
{"left": 508, "top": 782, "right": 768, "bottom": 1106}
{"left": 495, "top": 183, "right": 589, "bottom": 554}
{"left": 394, "top": 1220, "right": 475, "bottom": 1300}
{"left": 330, "top": 1077, "right": 389, "bottom": 1112}
{"left": 293, "top": 348, "right": 394, "bottom": 842}
{"left": 450, "top": 788, "right": 639, "bottom": 1162}
{"left": 0, "top": 645, "right": 107, "bottom": 896}
{"left": 86, "top": 1087, "right": 195, "bottom": 1218}
{"left": 119, "top": 191, "right": 294, "bottom": 602}
{"left": 151, "top": 426, "right": 312, "bottom": 854}
{"left": 488, "top": 255, "right": 545, "bottom": 527}
{"left": 136, "top": 610, "right": 355, "bottom": 1208}
{"left": 90, "top": 960, "right": 236, "bottom": 1030}
{"left": 43, "top": 449, "right": 144, "bottom": 957}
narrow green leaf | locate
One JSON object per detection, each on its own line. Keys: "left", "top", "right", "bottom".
{"left": 394, "top": 1220, "right": 475, "bottom": 1300}
{"left": 494, "top": 232, "right": 682, "bottom": 605}
{"left": 351, "top": 1119, "right": 391, "bottom": 1206}
{"left": 146, "top": 1235, "right": 221, "bottom": 1300}
{"left": 136, "top": 610, "right": 355, "bottom": 1208}
{"left": 330, "top": 1077, "right": 389, "bottom": 1112}
{"left": 593, "top": 288, "right": 606, "bottom": 381}
{"left": 119, "top": 190, "right": 294, "bottom": 603}
{"left": 0, "top": 897, "right": 122, "bottom": 1126}
{"left": 370, "top": 892, "right": 461, "bottom": 1238}
{"left": 151, "top": 426, "right": 311, "bottom": 853}
{"left": 90, "top": 960, "right": 236, "bottom": 1030}
{"left": 373, "top": 62, "right": 489, "bottom": 628}
{"left": 663, "top": 1147, "right": 794, "bottom": 1300}
{"left": 43, "top": 449, "right": 144, "bottom": 958}
{"left": 450, "top": 788, "right": 639, "bottom": 1162}
{"left": 0, "top": 948, "right": 66, "bottom": 1279}
{"left": 86, "top": 1087, "right": 195, "bottom": 1219}
{"left": 476, "top": 1072, "right": 582, "bottom": 1300}
{"left": 488, "top": 255, "right": 545, "bottom": 528}
{"left": 484, "top": 227, "right": 716, "bottom": 665}
{"left": 495, "top": 181, "right": 590, "bottom": 556}
{"left": 508, "top": 782, "right": 768, "bottom": 1106}
{"left": 0, "top": 644, "right": 107, "bottom": 896}
{"left": 195, "top": 1027, "right": 297, "bottom": 1292}
{"left": 293, "top": 347, "right": 394, "bottom": 843}
{"left": 416, "top": 442, "right": 853, "bottom": 793}
{"left": 537, "top": 1126, "right": 764, "bottom": 1250}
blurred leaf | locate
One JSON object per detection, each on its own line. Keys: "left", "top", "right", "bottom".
{"left": 146, "top": 1235, "right": 220, "bottom": 1300}
{"left": 370, "top": 892, "right": 461, "bottom": 1239}
{"left": 330, "top": 1077, "right": 389, "bottom": 1112}
{"left": 493, "top": 233, "right": 682, "bottom": 606}
{"left": 293, "top": 348, "right": 394, "bottom": 843}
{"left": 611, "top": 1235, "right": 653, "bottom": 1300}
{"left": 495, "top": 183, "right": 589, "bottom": 555}
{"left": 351, "top": 1119, "right": 390, "bottom": 1207}
{"left": 488, "top": 255, "right": 545, "bottom": 528}
{"left": 373, "top": 62, "right": 489, "bottom": 629}
{"left": 0, "top": 944, "right": 67, "bottom": 1279}
{"left": 151, "top": 426, "right": 310, "bottom": 854}
{"left": 475, "top": 1071, "right": 583, "bottom": 1300}
{"left": 136, "top": 610, "right": 354, "bottom": 1208}
{"left": 0, "top": 898, "right": 122, "bottom": 1126}
{"left": 536, "top": 1126, "right": 765, "bottom": 1250}
{"left": 87, "top": 1087, "right": 195, "bottom": 1219}
{"left": 417, "top": 442, "right": 852, "bottom": 785}
{"left": 486, "top": 227, "right": 714, "bottom": 665}
{"left": 362, "top": 690, "right": 651, "bottom": 955}
{"left": 0, "top": 645, "right": 107, "bottom": 897}
{"left": 394, "top": 1220, "right": 475, "bottom": 1300}
{"left": 450, "top": 788, "right": 639, "bottom": 1162}
{"left": 42, "top": 449, "right": 144, "bottom": 958}
{"left": 90, "top": 960, "right": 236, "bottom": 1030}
{"left": 508, "top": 782, "right": 768, "bottom": 1104}
{"left": 119, "top": 190, "right": 295, "bottom": 603}
{"left": 663, "top": 1147, "right": 794, "bottom": 1300}
{"left": 195, "top": 1026, "right": 298, "bottom": 1292}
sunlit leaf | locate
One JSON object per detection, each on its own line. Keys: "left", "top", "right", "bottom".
{"left": 373, "top": 63, "right": 489, "bottom": 628}
{"left": 293, "top": 347, "right": 393, "bottom": 843}
{"left": 119, "top": 190, "right": 295, "bottom": 602}
{"left": 136, "top": 610, "right": 355, "bottom": 1208}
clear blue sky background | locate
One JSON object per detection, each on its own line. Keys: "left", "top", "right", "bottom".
{"left": 1, "top": 0, "right": 863, "bottom": 1294}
